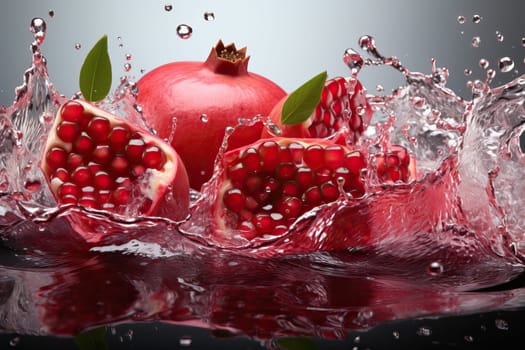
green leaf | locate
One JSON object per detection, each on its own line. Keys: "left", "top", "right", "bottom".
{"left": 281, "top": 71, "right": 327, "bottom": 126}
{"left": 79, "top": 35, "right": 112, "bottom": 102}
{"left": 74, "top": 327, "right": 109, "bottom": 350}
{"left": 276, "top": 337, "right": 318, "bottom": 350}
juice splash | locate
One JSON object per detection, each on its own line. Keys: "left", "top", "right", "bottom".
{"left": 1, "top": 16, "right": 525, "bottom": 344}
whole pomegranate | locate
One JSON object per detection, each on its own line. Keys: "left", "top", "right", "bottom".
{"left": 136, "top": 40, "right": 286, "bottom": 190}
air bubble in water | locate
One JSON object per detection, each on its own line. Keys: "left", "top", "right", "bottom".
{"left": 179, "top": 335, "right": 192, "bottom": 346}
{"left": 176, "top": 24, "right": 193, "bottom": 39}
{"left": 164, "top": 4, "right": 173, "bottom": 12}
{"left": 522, "top": 37, "right": 525, "bottom": 47}
{"left": 204, "top": 11, "right": 215, "bottom": 21}
{"left": 464, "top": 69, "right": 472, "bottom": 76}
{"left": 479, "top": 58, "right": 489, "bottom": 70}
{"left": 74, "top": 43, "right": 81, "bottom": 50}
{"left": 48, "top": 9, "right": 55, "bottom": 18}
{"left": 495, "top": 318, "right": 509, "bottom": 330}
{"left": 498, "top": 57, "right": 514, "bottom": 73}
{"left": 125, "top": 53, "right": 132, "bottom": 61}
{"left": 393, "top": 331, "right": 400, "bottom": 339}
{"left": 457, "top": 15, "right": 466, "bottom": 24}
{"left": 427, "top": 261, "right": 444, "bottom": 275}
{"left": 200, "top": 114, "right": 209, "bottom": 123}
{"left": 124, "top": 63, "right": 132, "bottom": 72}
{"left": 471, "top": 36, "right": 481, "bottom": 48}
{"left": 376, "top": 84, "right": 384, "bottom": 92}
{"left": 472, "top": 14, "right": 482, "bottom": 23}
{"left": 30, "top": 17, "right": 46, "bottom": 34}
{"left": 496, "top": 31, "right": 504, "bottom": 42}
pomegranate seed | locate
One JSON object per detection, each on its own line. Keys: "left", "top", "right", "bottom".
{"left": 276, "top": 162, "right": 296, "bottom": 181}
{"left": 53, "top": 168, "right": 69, "bottom": 182}
{"left": 324, "top": 145, "right": 345, "bottom": 169}
{"left": 71, "top": 166, "right": 91, "bottom": 185}
{"left": 126, "top": 137, "right": 146, "bottom": 163}
{"left": 227, "top": 163, "right": 248, "bottom": 184}
{"left": 303, "top": 186, "right": 322, "bottom": 206}
{"left": 142, "top": 146, "right": 166, "bottom": 169}
{"left": 92, "top": 145, "right": 112, "bottom": 165}
{"left": 276, "top": 196, "right": 302, "bottom": 218}
{"left": 303, "top": 145, "right": 324, "bottom": 169}
{"left": 46, "top": 147, "right": 67, "bottom": 168}
{"left": 97, "top": 190, "right": 111, "bottom": 203}
{"left": 58, "top": 182, "right": 79, "bottom": 198}
{"left": 61, "top": 194, "right": 78, "bottom": 205}
{"left": 108, "top": 126, "right": 130, "bottom": 152}
{"left": 131, "top": 165, "right": 145, "bottom": 177}
{"left": 81, "top": 186, "right": 95, "bottom": 195}
{"left": 67, "top": 153, "right": 83, "bottom": 170}
{"left": 93, "top": 171, "right": 111, "bottom": 189}
{"left": 56, "top": 121, "right": 80, "bottom": 143}
{"left": 287, "top": 142, "right": 305, "bottom": 164}
{"left": 314, "top": 167, "right": 332, "bottom": 185}
{"left": 74, "top": 132, "right": 95, "bottom": 154}
{"left": 223, "top": 188, "right": 245, "bottom": 213}
{"left": 321, "top": 181, "right": 339, "bottom": 201}
{"left": 263, "top": 177, "right": 279, "bottom": 193}
{"left": 88, "top": 162, "right": 102, "bottom": 175}
{"left": 244, "top": 175, "right": 263, "bottom": 194}
{"left": 295, "top": 167, "right": 314, "bottom": 189}
{"left": 111, "top": 155, "right": 129, "bottom": 174}
{"left": 113, "top": 187, "right": 131, "bottom": 205}
{"left": 241, "top": 148, "right": 261, "bottom": 172}
{"left": 258, "top": 140, "right": 280, "bottom": 171}
{"left": 251, "top": 213, "right": 275, "bottom": 235}
{"left": 60, "top": 101, "right": 84, "bottom": 122}
{"left": 281, "top": 181, "right": 300, "bottom": 197}
{"left": 78, "top": 196, "right": 97, "bottom": 208}
{"left": 346, "top": 152, "right": 366, "bottom": 174}
{"left": 87, "top": 116, "right": 111, "bottom": 142}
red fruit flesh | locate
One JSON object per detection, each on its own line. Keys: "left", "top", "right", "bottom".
{"left": 40, "top": 100, "right": 190, "bottom": 242}
{"left": 263, "top": 77, "right": 373, "bottom": 144}
{"left": 213, "top": 138, "right": 368, "bottom": 241}
{"left": 137, "top": 40, "right": 286, "bottom": 190}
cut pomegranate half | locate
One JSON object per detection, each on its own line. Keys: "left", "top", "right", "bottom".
{"left": 40, "top": 100, "right": 190, "bottom": 242}
{"left": 212, "top": 138, "right": 368, "bottom": 241}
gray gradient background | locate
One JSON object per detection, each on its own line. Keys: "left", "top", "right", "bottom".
{"left": 0, "top": 0, "right": 524, "bottom": 106}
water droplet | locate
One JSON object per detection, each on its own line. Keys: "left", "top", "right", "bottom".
{"left": 30, "top": 17, "right": 46, "bottom": 34}
{"left": 472, "top": 14, "right": 482, "bottom": 23}
{"left": 164, "top": 4, "right": 173, "bottom": 12}
{"left": 464, "top": 68, "right": 472, "bottom": 76}
{"left": 376, "top": 84, "right": 384, "bottom": 92}
{"left": 9, "top": 336, "right": 20, "bottom": 347}
{"left": 464, "top": 335, "right": 474, "bottom": 342}
{"left": 498, "top": 57, "right": 514, "bottom": 73}
{"left": 417, "top": 326, "right": 432, "bottom": 336}
{"left": 124, "top": 63, "right": 132, "bottom": 72}
{"left": 179, "top": 335, "right": 192, "bottom": 346}
{"left": 427, "top": 261, "right": 444, "bottom": 275}
{"left": 176, "top": 24, "right": 193, "bottom": 39}
{"left": 471, "top": 36, "right": 481, "bottom": 48}
{"left": 495, "top": 318, "right": 509, "bottom": 330}
{"left": 200, "top": 114, "right": 209, "bottom": 123}
{"left": 125, "top": 53, "right": 132, "bottom": 61}
{"left": 486, "top": 68, "right": 496, "bottom": 82}
{"left": 522, "top": 37, "right": 525, "bottom": 47}
{"left": 204, "top": 11, "right": 215, "bottom": 21}
{"left": 393, "top": 331, "right": 400, "bottom": 339}
{"left": 140, "top": 68, "right": 146, "bottom": 74}
{"left": 496, "top": 31, "right": 504, "bottom": 42}
{"left": 457, "top": 15, "right": 466, "bottom": 24}
{"left": 353, "top": 336, "right": 361, "bottom": 343}
{"left": 479, "top": 58, "right": 489, "bottom": 70}
{"left": 343, "top": 48, "right": 364, "bottom": 76}
{"left": 74, "top": 43, "right": 81, "bottom": 50}
{"left": 48, "top": 9, "right": 55, "bottom": 18}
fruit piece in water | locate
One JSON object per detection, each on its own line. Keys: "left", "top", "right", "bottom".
{"left": 136, "top": 40, "right": 287, "bottom": 190}
{"left": 375, "top": 145, "right": 417, "bottom": 183}
{"left": 212, "top": 138, "right": 368, "bottom": 241}
{"left": 40, "top": 100, "right": 190, "bottom": 242}
{"left": 263, "top": 77, "right": 373, "bottom": 144}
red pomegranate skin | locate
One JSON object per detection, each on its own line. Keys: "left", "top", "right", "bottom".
{"left": 137, "top": 41, "right": 286, "bottom": 190}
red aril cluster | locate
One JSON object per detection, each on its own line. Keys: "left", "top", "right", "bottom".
{"left": 214, "top": 138, "right": 367, "bottom": 240}
{"left": 40, "top": 100, "right": 190, "bottom": 242}
{"left": 263, "top": 77, "right": 373, "bottom": 144}
{"left": 375, "top": 145, "right": 416, "bottom": 183}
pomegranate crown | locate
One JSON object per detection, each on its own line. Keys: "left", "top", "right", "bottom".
{"left": 206, "top": 40, "right": 251, "bottom": 75}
